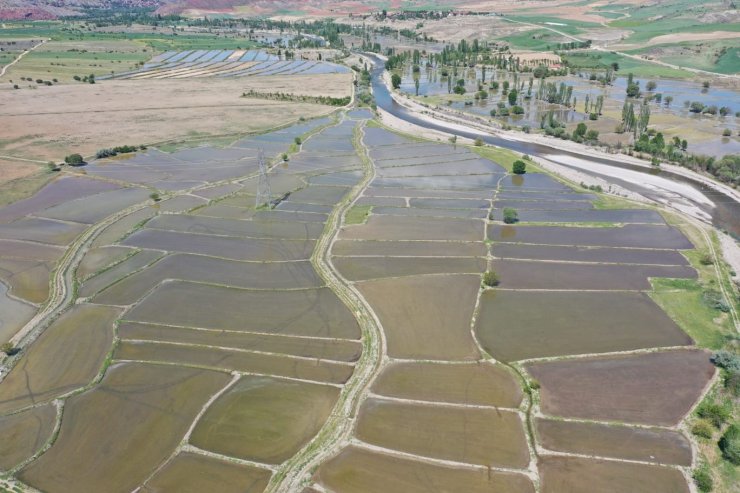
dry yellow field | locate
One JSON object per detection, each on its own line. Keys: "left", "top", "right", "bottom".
{"left": 0, "top": 72, "right": 352, "bottom": 163}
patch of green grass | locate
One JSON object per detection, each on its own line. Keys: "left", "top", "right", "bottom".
{"left": 472, "top": 146, "right": 543, "bottom": 173}
{"left": 650, "top": 279, "right": 730, "bottom": 349}
{"left": 345, "top": 205, "right": 372, "bottom": 225}
{"left": 505, "top": 15, "right": 600, "bottom": 35}
{"left": 561, "top": 50, "right": 693, "bottom": 78}
{"left": 499, "top": 29, "right": 563, "bottom": 51}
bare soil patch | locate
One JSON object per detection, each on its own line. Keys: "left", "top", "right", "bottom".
{"left": 527, "top": 349, "right": 715, "bottom": 426}
{"left": 0, "top": 74, "right": 350, "bottom": 162}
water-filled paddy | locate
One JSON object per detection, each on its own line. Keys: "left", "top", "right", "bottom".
{"left": 476, "top": 290, "right": 692, "bottom": 362}
{"left": 126, "top": 281, "right": 360, "bottom": 339}
{"left": 493, "top": 199, "right": 594, "bottom": 211}
{"left": 79, "top": 249, "right": 164, "bottom": 298}
{"left": 341, "top": 215, "right": 483, "bottom": 241}
{"left": 538, "top": 456, "right": 688, "bottom": 493}
{"left": 527, "top": 349, "right": 714, "bottom": 426}
{"left": 364, "top": 187, "right": 491, "bottom": 199}
{"left": 0, "top": 283, "right": 36, "bottom": 344}
{"left": 90, "top": 207, "right": 156, "bottom": 248}
{"left": 496, "top": 190, "right": 596, "bottom": 201}
{"left": 118, "top": 322, "right": 361, "bottom": 362}
{"left": 0, "top": 259, "right": 52, "bottom": 303}
{"left": 371, "top": 362, "right": 522, "bottom": 407}
{"left": 357, "top": 275, "right": 481, "bottom": 360}
{"left": 493, "top": 243, "right": 689, "bottom": 265}
{"left": 0, "top": 405, "right": 56, "bottom": 470}
{"left": 190, "top": 376, "right": 339, "bottom": 464}
{"left": 356, "top": 399, "right": 529, "bottom": 468}
{"left": 0, "top": 218, "right": 87, "bottom": 246}
{"left": 492, "top": 209, "right": 665, "bottom": 224}
{"left": 114, "top": 340, "right": 352, "bottom": 384}
{"left": 0, "top": 177, "right": 120, "bottom": 224}
{"left": 18, "top": 363, "right": 230, "bottom": 493}
{"left": 373, "top": 174, "right": 504, "bottom": 190}
{"left": 334, "top": 256, "right": 486, "bottom": 281}
{"left": 0, "top": 240, "right": 62, "bottom": 262}
{"left": 76, "top": 246, "right": 134, "bottom": 280}
{"left": 376, "top": 161, "right": 499, "bottom": 178}
{"left": 38, "top": 188, "right": 151, "bottom": 225}
{"left": 315, "top": 446, "right": 535, "bottom": 493}
{"left": 536, "top": 418, "right": 691, "bottom": 466}
{"left": 372, "top": 206, "right": 489, "bottom": 219}
{"left": 488, "top": 224, "right": 693, "bottom": 249}
{"left": 490, "top": 260, "right": 695, "bottom": 290}
{"left": 93, "top": 255, "right": 322, "bottom": 305}
{"left": 284, "top": 186, "right": 351, "bottom": 206}
{"left": 332, "top": 239, "right": 487, "bottom": 257}
{"left": 0, "top": 304, "right": 121, "bottom": 414}
{"left": 354, "top": 196, "right": 408, "bottom": 207}
{"left": 409, "top": 197, "right": 490, "bottom": 209}
{"left": 123, "top": 229, "right": 316, "bottom": 261}
{"left": 141, "top": 453, "right": 271, "bottom": 493}
{"left": 145, "top": 213, "right": 325, "bottom": 239}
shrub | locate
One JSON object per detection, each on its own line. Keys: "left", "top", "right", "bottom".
{"left": 692, "top": 420, "right": 714, "bottom": 439}
{"left": 693, "top": 465, "right": 713, "bottom": 492}
{"left": 719, "top": 424, "right": 740, "bottom": 465}
{"left": 711, "top": 351, "right": 740, "bottom": 372}
{"left": 0, "top": 342, "right": 19, "bottom": 356}
{"left": 699, "top": 253, "right": 714, "bottom": 265}
{"left": 703, "top": 289, "right": 730, "bottom": 312}
{"left": 511, "top": 105, "right": 524, "bottom": 115}
{"left": 482, "top": 270, "right": 499, "bottom": 287}
{"left": 391, "top": 73, "right": 401, "bottom": 89}
{"left": 529, "top": 379, "right": 540, "bottom": 390}
{"left": 589, "top": 112, "right": 598, "bottom": 120}
{"left": 149, "top": 193, "right": 160, "bottom": 202}
{"left": 726, "top": 371, "right": 740, "bottom": 396}
{"left": 722, "top": 128, "right": 732, "bottom": 137}
{"left": 512, "top": 160, "right": 527, "bottom": 175}
{"left": 282, "top": 153, "right": 289, "bottom": 162}
{"left": 64, "top": 153, "right": 85, "bottom": 166}
{"left": 474, "top": 137, "right": 484, "bottom": 146}
{"left": 503, "top": 207, "right": 519, "bottom": 224}
{"left": 696, "top": 401, "right": 731, "bottom": 427}
{"left": 294, "top": 137, "right": 302, "bottom": 145}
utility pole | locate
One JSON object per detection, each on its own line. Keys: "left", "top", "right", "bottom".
{"left": 255, "top": 148, "right": 272, "bottom": 209}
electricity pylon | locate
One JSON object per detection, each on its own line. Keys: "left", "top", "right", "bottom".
{"left": 255, "top": 148, "right": 272, "bottom": 209}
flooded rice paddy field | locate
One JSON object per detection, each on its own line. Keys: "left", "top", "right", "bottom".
{"left": 0, "top": 114, "right": 720, "bottom": 492}
{"left": 0, "top": 115, "right": 389, "bottom": 490}
{"left": 102, "top": 50, "right": 350, "bottom": 81}
{"left": 312, "top": 126, "right": 713, "bottom": 493}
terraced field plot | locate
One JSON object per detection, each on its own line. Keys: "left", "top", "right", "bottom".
{"left": 0, "top": 115, "right": 378, "bottom": 491}
{"left": 103, "top": 49, "right": 351, "bottom": 80}
{"left": 311, "top": 126, "right": 710, "bottom": 493}
{"left": 0, "top": 115, "right": 722, "bottom": 492}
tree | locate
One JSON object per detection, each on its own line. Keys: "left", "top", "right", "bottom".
{"left": 511, "top": 105, "right": 524, "bottom": 115}
{"left": 574, "top": 122, "right": 587, "bottom": 139}
{"left": 482, "top": 270, "right": 499, "bottom": 287}
{"left": 508, "top": 89, "right": 518, "bottom": 106}
{"left": 64, "top": 153, "right": 85, "bottom": 166}
{"left": 391, "top": 73, "right": 401, "bottom": 89}
{"left": 474, "top": 137, "right": 484, "bottom": 146}
{"left": 719, "top": 424, "right": 740, "bottom": 465}
{"left": 512, "top": 160, "right": 527, "bottom": 174}
{"left": 664, "top": 95, "right": 673, "bottom": 107}
{"left": 149, "top": 192, "right": 161, "bottom": 202}
{"left": 625, "top": 73, "right": 640, "bottom": 98}
{"left": 646, "top": 80, "right": 657, "bottom": 91}
{"left": 502, "top": 207, "right": 518, "bottom": 224}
